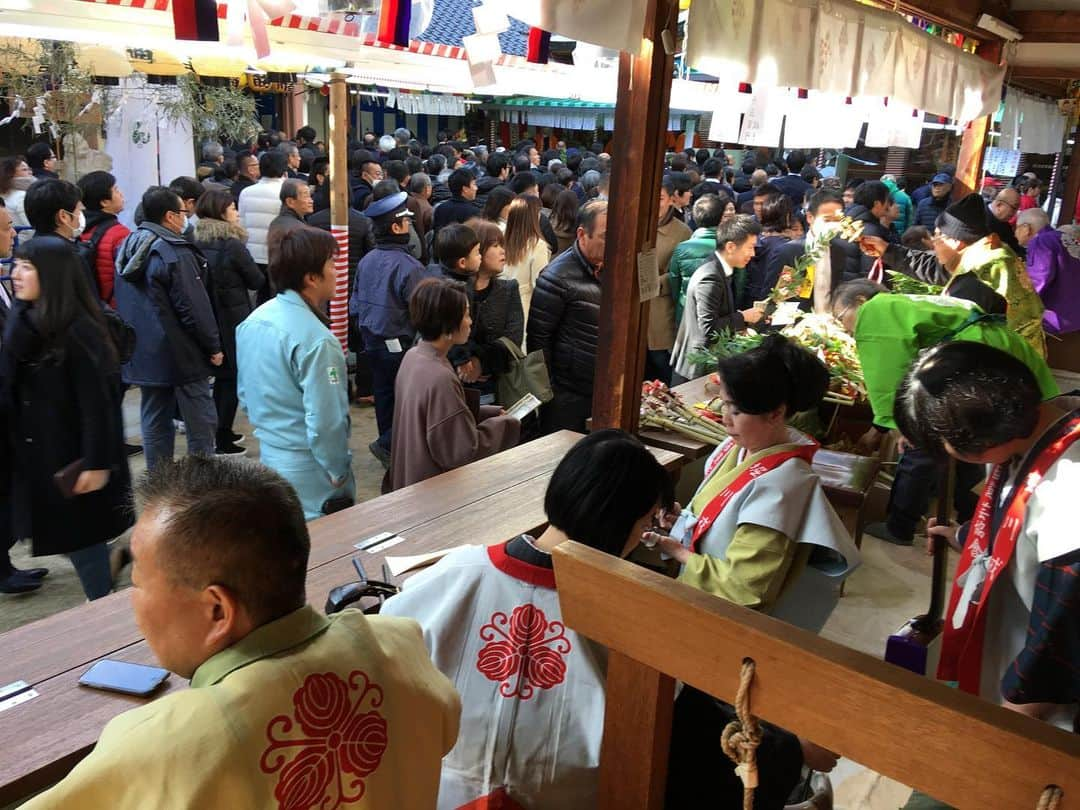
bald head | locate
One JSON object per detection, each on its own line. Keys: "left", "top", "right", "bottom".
{"left": 990, "top": 187, "right": 1020, "bottom": 223}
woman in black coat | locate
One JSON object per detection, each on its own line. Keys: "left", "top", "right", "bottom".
{"left": 193, "top": 189, "right": 266, "bottom": 453}
{"left": 3, "top": 236, "right": 132, "bottom": 600}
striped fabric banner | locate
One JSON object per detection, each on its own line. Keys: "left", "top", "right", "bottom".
{"left": 172, "top": 0, "right": 219, "bottom": 40}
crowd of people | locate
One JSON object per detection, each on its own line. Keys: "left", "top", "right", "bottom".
{"left": 1, "top": 128, "right": 1078, "bottom": 809}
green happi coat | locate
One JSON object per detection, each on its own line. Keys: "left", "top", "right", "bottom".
{"left": 854, "top": 293, "right": 1059, "bottom": 430}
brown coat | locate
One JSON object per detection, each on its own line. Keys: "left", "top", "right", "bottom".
{"left": 650, "top": 216, "right": 692, "bottom": 351}
{"left": 389, "top": 341, "right": 521, "bottom": 490}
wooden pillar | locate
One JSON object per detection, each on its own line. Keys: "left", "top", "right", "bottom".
{"left": 592, "top": 0, "right": 677, "bottom": 431}
{"left": 953, "top": 41, "right": 1003, "bottom": 200}
{"left": 598, "top": 652, "right": 676, "bottom": 810}
{"left": 1058, "top": 130, "right": 1080, "bottom": 226}
{"left": 327, "top": 73, "right": 350, "bottom": 352}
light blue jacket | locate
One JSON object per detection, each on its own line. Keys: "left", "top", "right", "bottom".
{"left": 237, "top": 291, "right": 352, "bottom": 489}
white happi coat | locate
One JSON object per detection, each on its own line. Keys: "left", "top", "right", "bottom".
{"left": 380, "top": 542, "right": 606, "bottom": 810}
{"left": 671, "top": 430, "right": 861, "bottom": 632}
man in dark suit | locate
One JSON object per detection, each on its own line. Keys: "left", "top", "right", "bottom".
{"left": 771, "top": 150, "right": 814, "bottom": 210}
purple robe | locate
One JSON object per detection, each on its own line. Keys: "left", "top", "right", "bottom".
{"left": 1026, "top": 226, "right": 1080, "bottom": 335}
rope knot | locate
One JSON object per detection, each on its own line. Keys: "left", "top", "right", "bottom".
{"left": 721, "top": 658, "right": 763, "bottom": 809}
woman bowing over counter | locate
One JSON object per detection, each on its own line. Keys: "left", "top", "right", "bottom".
{"left": 652, "top": 335, "right": 859, "bottom": 632}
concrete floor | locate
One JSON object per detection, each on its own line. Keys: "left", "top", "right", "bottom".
{"left": 2, "top": 387, "right": 945, "bottom": 807}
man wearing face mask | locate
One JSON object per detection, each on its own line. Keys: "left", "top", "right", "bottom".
{"left": 23, "top": 178, "right": 99, "bottom": 291}
{"left": 114, "top": 187, "right": 222, "bottom": 472}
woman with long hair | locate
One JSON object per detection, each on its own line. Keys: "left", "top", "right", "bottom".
{"left": 0, "top": 156, "right": 34, "bottom": 231}
{"left": 547, "top": 189, "right": 579, "bottom": 255}
{"left": 193, "top": 188, "right": 266, "bottom": 454}
{"left": 481, "top": 185, "right": 515, "bottom": 229}
{"left": 502, "top": 195, "right": 551, "bottom": 324}
{"left": 2, "top": 236, "right": 133, "bottom": 600}
{"left": 464, "top": 218, "right": 524, "bottom": 403}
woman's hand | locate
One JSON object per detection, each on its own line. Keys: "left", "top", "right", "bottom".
{"left": 646, "top": 533, "right": 691, "bottom": 564}
{"left": 656, "top": 502, "right": 682, "bottom": 533}
{"left": 926, "top": 518, "right": 961, "bottom": 554}
{"left": 798, "top": 738, "right": 840, "bottom": 773}
{"left": 73, "top": 469, "right": 110, "bottom": 495}
{"left": 457, "top": 358, "right": 482, "bottom": 383}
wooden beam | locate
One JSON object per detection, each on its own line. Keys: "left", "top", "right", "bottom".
{"left": 597, "top": 652, "right": 675, "bottom": 810}
{"left": 553, "top": 542, "right": 1080, "bottom": 810}
{"left": 1009, "top": 10, "right": 1080, "bottom": 40}
{"left": 1011, "top": 65, "right": 1080, "bottom": 80}
{"left": 591, "top": 0, "right": 677, "bottom": 431}
{"left": 328, "top": 73, "right": 350, "bottom": 351}
{"left": 1059, "top": 133, "right": 1080, "bottom": 226}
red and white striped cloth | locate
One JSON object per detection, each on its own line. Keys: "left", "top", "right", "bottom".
{"left": 329, "top": 224, "right": 350, "bottom": 352}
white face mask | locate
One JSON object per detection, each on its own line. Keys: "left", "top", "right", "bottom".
{"left": 180, "top": 214, "right": 189, "bottom": 233}
{"left": 68, "top": 209, "right": 86, "bottom": 238}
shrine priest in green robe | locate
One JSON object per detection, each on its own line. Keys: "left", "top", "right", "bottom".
{"left": 833, "top": 281, "right": 1057, "bottom": 547}
{"left": 22, "top": 458, "right": 461, "bottom": 810}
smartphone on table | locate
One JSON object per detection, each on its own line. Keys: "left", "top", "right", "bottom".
{"left": 79, "top": 659, "right": 170, "bottom": 696}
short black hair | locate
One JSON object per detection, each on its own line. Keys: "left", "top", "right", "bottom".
{"left": 296, "top": 125, "right": 317, "bottom": 143}
{"left": 24, "top": 179, "right": 82, "bottom": 233}
{"left": 715, "top": 214, "right": 761, "bottom": 250}
{"left": 259, "top": 150, "right": 288, "bottom": 179}
{"left": 692, "top": 194, "right": 725, "bottom": 229}
{"left": 448, "top": 168, "right": 476, "bottom": 197}
{"left": 436, "top": 223, "right": 480, "bottom": 268}
{"left": 310, "top": 156, "right": 330, "bottom": 179}
{"left": 800, "top": 165, "right": 821, "bottom": 184}
{"left": 168, "top": 176, "right": 203, "bottom": 204}
{"left": 141, "top": 186, "right": 183, "bottom": 226}
{"left": 409, "top": 277, "right": 469, "bottom": 341}
{"left": 509, "top": 172, "right": 538, "bottom": 195}
{"left": 900, "top": 225, "right": 931, "bottom": 249}
{"left": 759, "top": 194, "right": 793, "bottom": 231}
{"left": 77, "top": 171, "right": 118, "bottom": 212}
{"left": 385, "top": 160, "right": 409, "bottom": 185}
{"left": 754, "top": 182, "right": 780, "bottom": 199}
{"left": 854, "top": 180, "right": 890, "bottom": 210}
{"left": 486, "top": 151, "right": 510, "bottom": 178}
{"left": 25, "top": 141, "right": 53, "bottom": 171}
{"left": 482, "top": 185, "right": 515, "bottom": 222}
{"left": 669, "top": 171, "right": 693, "bottom": 194}
{"left": 807, "top": 189, "right": 844, "bottom": 215}
{"left": 702, "top": 157, "right": 723, "bottom": 178}
{"left": 894, "top": 342, "right": 1042, "bottom": 458}
{"left": 545, "top": 430, "right": 674, "bottom": 556}
{"left": 194, "top": 188, "right": 235, "bottom": 222}
{"left": 718, "top": 334, "right": 829, "bottom": 415}
{"left": 136, "top": 456, "right": 311, "bottom": 627}
{"left": 512, "top": 153, "right": 532, "bottom": 175}
{"left": 786, "top": 150, "right": 807, "bottom": 173}
{"left": 829, "top": 278, "right": 886, "bottom": 315}
{"left": 269, "top": 226, "right": 336, "bottom": 293}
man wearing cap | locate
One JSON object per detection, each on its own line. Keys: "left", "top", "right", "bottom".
{"left": 350, "top": 191, "right": 435, "bottom": 467}
{"left": 861, "top": 193, "right": 1046, "bottom": 357}
{"left": 913, "top": 172, "right": 953, "bottom": 229}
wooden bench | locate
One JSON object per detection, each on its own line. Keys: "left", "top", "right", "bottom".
{"left": 553, "top": 541, "right": 1080, "bottom": 809}
{"left": 0, "top": 433, "right": 682, "bottom": 805}
{"left": 639, "top": 374, "right": 881, "bottom": 549}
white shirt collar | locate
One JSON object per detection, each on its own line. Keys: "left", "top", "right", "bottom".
{"left": 715, "top": 251, "right": 734, "bottom": 277}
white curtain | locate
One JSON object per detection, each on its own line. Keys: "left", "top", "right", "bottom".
{"left": 104, "top": 80, "right": 163, "bottom": 231}
{"left": 1017, "top": 93, "right": 1066, "bottom": 155}
{"left": 686, "top": 0, "right": 1004, "bottom": 123}
{"left": 502, "top": 0, "right": 648, "bottom": 56}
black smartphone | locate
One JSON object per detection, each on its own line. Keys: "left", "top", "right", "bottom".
{"left": 79, "top": 659, "right": 170, "bottom": 696}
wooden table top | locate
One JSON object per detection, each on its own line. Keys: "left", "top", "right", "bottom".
{"left": 0, "top": 432, "right": 682, "bottom": 805}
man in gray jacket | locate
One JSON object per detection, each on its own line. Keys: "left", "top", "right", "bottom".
{"left": 114, "top": 186, "right": 222, "bottom": 470}
{"left": 671, "top": 215, "right": 764, "bottom": 383}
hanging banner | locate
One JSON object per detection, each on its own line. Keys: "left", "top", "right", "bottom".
{"left": 738, "top": 88, "right": 783, "bottom": 147}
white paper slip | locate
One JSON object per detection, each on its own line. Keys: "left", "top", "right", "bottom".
{"left": 384, "top": 545, "right": 471, "bottom": 577}
{"left": 384, "top": 338, "right": 403, "bottom": 353}
{"left": 770, "top": 301, "right": 803, "bottom": 327}
{"left": 505, "top": 392, "right": 541, "bottom": 421}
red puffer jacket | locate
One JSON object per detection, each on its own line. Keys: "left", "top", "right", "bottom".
{"left": 80, "top": 212, "right": 130, "bottom": 307}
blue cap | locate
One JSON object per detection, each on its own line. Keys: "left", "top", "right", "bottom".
{"left": 932, "top": 173, "right": 953, "bottom": 184}
{"left": 365, "top": 191, "right": 413, "bottom": 220}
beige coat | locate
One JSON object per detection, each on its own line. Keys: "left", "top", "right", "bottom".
{"left": 651, "top": 216, "right": 692, "bottom": 351}
{"left": 390, "top": 341, "right": 521, "bottom": 490}
{"left": 504, "top": 237, "right": 552, "bottom": 337}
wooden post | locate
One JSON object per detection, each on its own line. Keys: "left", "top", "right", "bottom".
{"left": 328, "top": 73, "right": 350, "bottom": 352}
{"left": 597, "top": 652, "right": 675, "bottom": 810}
{"left": 1058, "top": 130, "right": 1080, "bottom": 226}
{"left": 953, "top": 41, "right": 1003, "bottom": 200}
{"left": 591, "top": 0, "right": 677, "bottom": 431}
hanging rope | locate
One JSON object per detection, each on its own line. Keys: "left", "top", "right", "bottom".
{"left": 1038, "top": 785, "right": 1063, "bottom": 810}
{"left": 721, "top": 658, "right": 763, "bottom": 810}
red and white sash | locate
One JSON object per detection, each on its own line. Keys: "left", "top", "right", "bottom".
{"left": 937, "top": 415, "right": 1080, "bottom": 694}
{"left": 691, "top": 438, "right": 819, "bottom": 553}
